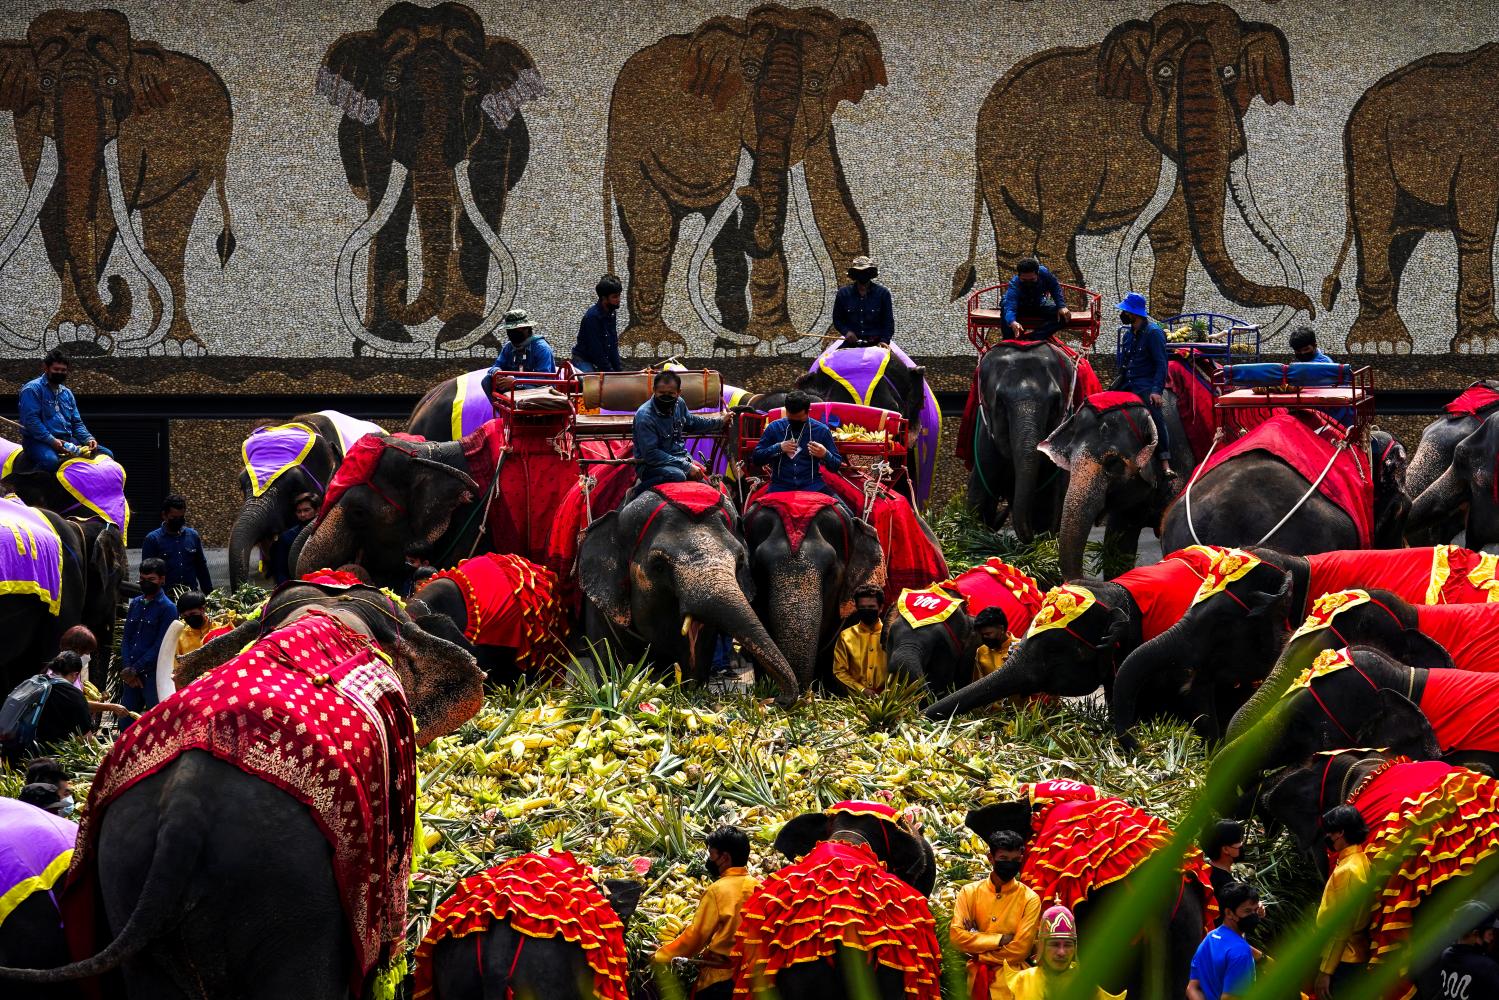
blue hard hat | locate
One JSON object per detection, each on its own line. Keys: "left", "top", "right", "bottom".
{"left": 1116, "top": 292, "right": 1150, "bottom": 318}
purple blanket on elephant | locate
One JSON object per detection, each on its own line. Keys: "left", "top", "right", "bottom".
{"left": 0, "top": 495, "right": 64, "bottom": 615}
{"left": 56, "top": 455, "right": 129, "bottom": 535}
{"left": 243, "top": 423, "right": 318, "bottom": 497}
{"left": 312, "top": 410, "right": 386, "bottom": 456}
{"left": 0, "top": 438, "right": 20, "bottom": 478}
{"left": 0, "top": 799, "right": 77, "bottom": 928}
{"left": 451, "top": 368, "right": 498, "bottom": 440}
{"left": 810, "top": 346, "right": 940, "bottom": 507}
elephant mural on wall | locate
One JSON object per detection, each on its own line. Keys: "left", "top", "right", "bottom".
{"left": 951, "top": 2, "right": 1313, "bottom": 337}
{"left": 0, "top": 8, "right": 234, "bottom": 356}
{"left": 604, "top": 4, "right": 886, "bottom": 356}
{"left": 318, "top": 1, "right": 543, "bottom": 358}
{"left": 1323, "top": 43, "right": 1499, "bottom": 355}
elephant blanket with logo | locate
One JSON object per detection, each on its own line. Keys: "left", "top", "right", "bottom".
{"left": 411, "top": 851, "right": 629, "bottom": 1000}
{"left": 0, "top": 495, "right": 64, "bottom": 615}
{"left": 956, "top": 340, "right": 1102, "bottom": 470}
{"left": 1445, "top": 381, "right": 1499, "bottom": 418}
{"left": 422, "top": 553, "right": 566, "bottom": 672}
{"left": 732, "top": 838, "right": 942, "bottom": 1000}
{"left": 823, "top": 470, "right": 949, "bottom": 604}
{"left": 61, "top": 610, "right": 416, "bottom": 990}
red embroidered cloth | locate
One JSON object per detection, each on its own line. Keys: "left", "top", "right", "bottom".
{"left": 302, "top": 568, "right": 367, "bottom": 587}
{"left": 947, "top": 558, "right": 1045, "bottom": 636}
{"left": 1418, "top": 669, "right": 1499, "bottom": 752}
{"left": 1350, "top": 762, "right": 1499, "bottom": 961}
{"left": 1022, "top": 795, "right": 1218, "bottom": 934}
{"left": 824, "top": 471, "right": 949, "bottom": 604}
{"left": 424, "top": 553, "right": 565, "bottom": 672}
{"left": 1114, "top": 547, "right": 1219, "bottom": 640}
{"left": 732, "top": 839, "right": 941, "bottom": 999}
{"left": 1167, "top": 357, "right": 1217, "bottom": 461}
{"left": 1191, "top": 411, "right": 1373, "bottom": 546}
{"left": 544, "top": 456, "right": 635, "bottom": 605}
{"left": 652, "top": 480, "right": 731, "bottom": 516}
{"left": 1414, "top": 604, "right": 1499, "bottom": 672}
{"left": 1305, "top": 547, "right": 1499, "bottom": 611}
{"left": 1083, "top": 390, "right": 1150, "bottom": 413}
{"left": 1445, "top": 383, "right": 1499, "bottom": 417}
{"left": 411, "top": 851, "right": 629, "bottom": 1000}
{"left": 745, "top": 489, "right": 840, "bottom": 553}
{"left": 316, "top": 432, "right": 422, "bottom": 522}
{"left": 956, "top": 350, "right": 1100, "bottom": 468}
{"left": 63, "top": 612, "right": 415, "bottom": 990}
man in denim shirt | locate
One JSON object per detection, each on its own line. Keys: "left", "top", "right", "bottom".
{"left": 632, "top": 371, "right": 727, "bottom": 490}
{"left": 16, "top": 349, "right": 112, "bottom": 473}
{"left": 119, "top": 558, "right": 177, "bottom": 723}
{"left": 1001, "top": 257, "right": 1071, "bottom": 340}
{"left": 833, "top": 256, "right": 895, "bottom": 346}
{"left": 750, "top": 392, "right": 844, "bottom": 494}
{"left": 1116, "top": 292, "right": 1175, "bottom": 478}
{"left": 141, "top": 493, "right": 213, "bottom": 594}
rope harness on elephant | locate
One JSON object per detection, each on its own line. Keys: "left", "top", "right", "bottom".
{"left": 1184, "top": 434, "right": 1347, "bottom": 548}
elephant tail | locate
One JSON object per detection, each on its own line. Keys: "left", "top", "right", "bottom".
{"left": 1321, "top": 198, "right": 1353, "bottom": 312}
{"left": 602, "top": 152, "right": 616, "bottom": 274}
{"left": 214, "top": 170, "right": 237, "bottom": 269}
{"left": 950, "top": 158, "right": 984, "bottom": 302}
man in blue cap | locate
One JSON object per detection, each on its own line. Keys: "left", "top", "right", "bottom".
{"left": 1116, "top": 292, "right": 1175, "bottom": 478}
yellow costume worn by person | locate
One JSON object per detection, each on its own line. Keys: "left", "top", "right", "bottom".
{"left": 653, "top": 866, "right": 760, "bottom": 992}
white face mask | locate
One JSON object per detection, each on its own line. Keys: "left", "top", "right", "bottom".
{"left": 71, "top": 675, "right": 85, "bottom": 691}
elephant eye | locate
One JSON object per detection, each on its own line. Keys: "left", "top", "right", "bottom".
{"left": 1220, "top": 65, "right": 1238, "bottom": 83}
{"left": 461, "top": 71, "right": 479, "bottom": 88}
{"left": 1155, "top": 64, "right": 1173, "bottom": 80}
{"left": 39, "top": 73, "right": 55, "bottom": 90}
{"left": 383, "top": 70, "right": 401, "bottom": 90}
{"left": 805, "top": 73, "right": 824, "bottom": 92}
{"left": 105, "top": 74, "right": 118, "bottom": 86}
{"left": 742, "top": 59, "right": 762, "bottom": 80}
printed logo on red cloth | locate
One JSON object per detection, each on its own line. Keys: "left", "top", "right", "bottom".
{"left": 897, "top": 587, "right": 962, "bottom": 629}
{"left": 1024, "top": 779, "right": 1098, "bottom": 805}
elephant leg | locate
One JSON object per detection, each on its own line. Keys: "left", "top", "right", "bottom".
{"left": 711, "top": 212, "right": 751, "bottom": 333}
{"left": 1451, "top": 173, "right": 1499, "bottom": 354}
{"left": 1033, "top": 169, "right": 1090, "bottom": 290}
{"left": 139, "top": 182, "right": 209, "bottom": 351}
{"left": 366, "top": 186, "right": 417, "bottom": 345}
{"left": 747, "top": 249, "right": 797, "bottom": 346}
{"left": 1345, "top": 165, "right": 1414, "bottom": 354}
{"left": 985, "top": 174, "right": 1034, "bottom": 277}
{"left": 802, "top": 133, "right": 870, "bottom": 273}
{"left": 1144, "top": 188, "right": 1191, "bottom": 316}
{"left": 616, "top": 175, "right": 688, "bottom": 355}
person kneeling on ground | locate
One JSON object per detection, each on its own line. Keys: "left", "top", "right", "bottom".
{"left": 972, "top": 607, "right": 1015, "bottom": 680}
{"left": 833, "top": 585, "right": 888, "bottom": 696}
{"left": 750, "top": 391, "right": 844, "bottom": 494}
{"left": 652, "top": 825, "right": 760, "bottom": 999}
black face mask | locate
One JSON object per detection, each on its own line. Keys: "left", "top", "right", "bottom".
{"left": 653, "top": 394, "right": 676, "bottom": 415}
{"left": 704, "top": 854, "right": 721, "bottom": 879}
{"left": 47, "top": 371, "right": 67, "bottom": 385}
{"left": 507, "top": 329, "right": 530, "bottom": 346}
{"left": 1324, "top": 835, "right": 1338, "bottom": 852}
{"left": 165, "top": 517, "right": 185, "bottom": 532}
{"left": 787, "top": 418, "right": 806, "bottom": 436}
{"left": 1120, "top": 313, "right": 1134, "bottom": 326}
{"left": 185, "top": 613, "right": 206, "bottom": 628}
{"left": 140, "top": 580, "right": 161, "bottom": 596}
{"left": 992, "top": 860, "right": 1022, "bottom": 882}
{"left": 983, "top": 637, "right": 1006, "bottom": 650}
{"left": 604, "top": 300, "right": 619, "bottom": 313}
{"left": 1237, "top": 913, "right": 1262, "bottom": 936}
{"left": 856, "top": 608, "right": 880, "bottom": 625}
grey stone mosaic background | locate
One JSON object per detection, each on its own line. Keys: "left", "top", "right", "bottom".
{"left": 0, "top": 0, "right": 1495, "bottom": 361}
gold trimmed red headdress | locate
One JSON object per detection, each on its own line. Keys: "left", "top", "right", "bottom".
{"left": 827, "top": 800, "right": 901, "bottom": 822}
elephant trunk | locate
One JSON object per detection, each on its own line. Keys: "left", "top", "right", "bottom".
{"left": 1177, "top": 42, "right": 1313, "bottom": 318}
{"left": 294, "top": 506, "right": 356, "bottom": 578}
{"left": 924, "top": 643, "right": 1042, "bottom": 719}
{"left": 758, "top": 558, "right": 825, "bottom": 687}
{"left": 383, "top": 172, "right": 454, "bottom": 326}
{"left": 1110, "top": 623, "right": 1186, "bottom": 750}
{"left": 680, "top": 564, "right": 798, "bottom": 706}
{"left": 229, "top": 490, "right": 283, "bottom": 589}
{"left": 56, "top": 78, "right": 130, "bottom": 332}
{"left": 1007, "top": 404, "right": 1048, "bottom": 542}
{"left": 740, "top": 36, "right": 801, "bottom": 259}
{"left": 1058, "top": 456, "right": 1109, "bottom": 580}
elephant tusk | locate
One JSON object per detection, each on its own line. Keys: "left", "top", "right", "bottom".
{"left": 1114, "top": 156, "right": 1179, "bottom": 305}
{"left": 336, "top": 161, "right": 429, "bottom": 356}
{"left": 0, "top": 135, "right": 57, "bottom": 351}
{"left": 448, "top": 159, "right": 518, "bottom": 352}
{"left": 687, "top": 146, "right": 755, "bottom": 345}
{"left": 1228, "top": 155, "right": 1306, "bottom": 339}
{"left": 786, "top": 160, "right": 838, "bottom": 348}
{"left": 681, "top": 614, "right": 694, "bottom": 637}
{"left": 104, "top": 139, "right": 174, "bottom": 347}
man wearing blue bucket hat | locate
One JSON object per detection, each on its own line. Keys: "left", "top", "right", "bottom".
{"left": 1115, "top": 292, "right": 1175, "bottom": 478}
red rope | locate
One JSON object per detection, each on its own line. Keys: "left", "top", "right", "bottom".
{"left": 505, "top": 934, "right": 525, "bottom": 1000}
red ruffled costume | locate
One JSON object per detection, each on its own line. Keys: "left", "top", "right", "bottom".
{"left": 423, "top": 553, "right": 566, "bottom": 672}
{"left": 957, "top": 343, "right": 1100, "bottom": 468}
{"left": 946, "top": 558, "right": 1045, "bottom": 635}
{"left": 411, "top": 851, "right": 629, "bottom": 1000}
{"left": 63, "top": 611, "right": 415, "bottom": 992}
{"left": 1113, "top": 546, "right": 1219, "bottom": 640}
{"left": 732, "top": 839, "right": 942, "bottom": 999}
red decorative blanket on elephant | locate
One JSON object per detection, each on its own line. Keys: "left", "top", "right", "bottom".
{"left": 410, "top": 851, "right": 629, "bottom": 1000}
{"left": 316, "top": 431, "right": 420, "bottom": 521}
{"left": 544, "top": 456, "right": 636, "bottom": 610}
{"left": 1418, "top": 670, "right": 1499, "bottom": 752}
{"left": 1304, "top": 546, "right": 1499, "bottom": 608}
{"left": 957, "top": 342, "right": 1101, "bottom": 468}
{"left": 732, "top": 839, "right": 942, "bottom": 999}
{"left": 824, "top": 471, "right": 949, "bottom": 604}
{"left": 1445, "top": 382, "right": 1499, "bottom": 417}
{"left": 1346, "top": 760, "right": 1499, "bottom": 963}
{"left": 63, "top": 611, "right": 415, "bottom": 991}
{"left": 1114, "top": 546, "right": 1220, "bottom": 640}
{"left": 744, "top": 488, "right": 841, "bottom": 553}
{"left": 1167, "top": 356, "right": 1217, "bottom": 460}
{"left": 423, "top": 553, "right": 566, "bottom": 672}
{"left": 1414, "top": 604, "right": 1499, "bottom": 673}
{"left": 1021, "top": 786, "right": 1219, "bottom": 934}
{"left": 947, "top": 558, "right": 1045, "bottom": 636}
{"left": 1188, "top": 410, "right": 1373, "bottom": 546}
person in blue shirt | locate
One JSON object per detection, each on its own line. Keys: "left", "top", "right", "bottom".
{"left": 119, "top": 558, "right": 178, "bottom": 723}
{"left": 16, "top": 349, "right": 113, "bottom": 473}
{"left": 750, "top": 391, "right": 844, "bottom": 494}
{"left": 1290, "top": 326, "right": 1334, "bottom": 364}
{"left": 490, "top": 308, "right": 556, "bottom": 389}
{"left": 572, "top": 274, "right": 625, "bottom": 373}
{"left": 141, "top": 493, "right": 213, "bottom": 595}
{"left": 833, "top": 256, "right": 895, "bottom": 346}
{"left": 1001, "top": 257, "right": 1072, "bottom": 340}
{"left": 1188, "top": 881, "right": 1262, "bottom": 1000}
{"left": 632, "top": 370, "right": 727, "bottom": 490}
{"left": 1116, "top": 292, "right": 1176, "bottom": 478}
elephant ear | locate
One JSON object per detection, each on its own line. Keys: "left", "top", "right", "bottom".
{"left": 0, "top": 42, "right": 38, "bottom": 113}
{"left": 774, "top": 812, "right": 832, "bottom": 862}
{"left": 680, "top": 16, "right": 747, "bottom": 111}
{"left": 1401, "top": 629, "right": 1455, "bottom": 671}
{"left": 317, "top": 30, "right": 383, "bottom": 126}
{"left": 839, "top": 519, "right": 884, "bottom": 605}
{"left": 828, "top": 20, "right": 887, "bottom": 107}
{"left": 481, "top": 36, "right": 544, "bottom": 132}
{"left": 578, "top": 511, "right": 631, "bottom": 629}
{"left": 602, "top": 879, "right": 645, "bottom": 929}
{"left": 1236, "top": 23, "right": 1294, "bottom": 110}
{"left": 965, "top": 801, "right": 1035, "bottom": 844}
{"left": 126, "top": 42, "right": 174, "bottom": 113}
{"left": 1038, "top": 411, "right": 1087, "bottom": 472}
{"left": 1096, "top": 19, "right": 1151, "bottom": 104}
{"left": 1241, "top": 570, "right": 1292, "bottom": 618}
{"left": 1356, "top": 690, "right": 1442, "bottom": 761}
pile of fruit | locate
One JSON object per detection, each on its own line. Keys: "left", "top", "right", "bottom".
{"left": 832, "top": 423, "right": 889, "bottom": 445}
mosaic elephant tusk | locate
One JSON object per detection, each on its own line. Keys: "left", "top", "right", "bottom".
{"left": 103, "top": 139, "right": 177, "bottom": 349}
{"left": 0, "top": 136, "right": 57, "bottom": 351}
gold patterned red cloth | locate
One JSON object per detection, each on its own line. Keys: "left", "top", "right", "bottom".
{"left": 1112, "top": 546, "right": 1219, "bottom": 640}
{"left": 947, "top": 558, "right": 1045, "bottom": 636}
{"left": 1306, "top": 546, "right": 1499, "bottom": 607}
{"left": 410, "top": 851, "right": 629, "bottom": 1000}
{"left": 62, "top": 611, "right": 416, "bottom": 992}
{"left": 1021, "top": 786, "right": 1219, "bottom": 934}
{"left": 744, "top": 487, "right": 842, "bottom": 552}
{"left": 423, "top": 553, "right": 565, "bottom": 672}
{"left": 732, "top": 839, "right": 942, "bottom": 999}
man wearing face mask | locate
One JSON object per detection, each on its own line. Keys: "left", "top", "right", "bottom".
{"left": 749, "top": 391, "right": 844, "bottom": 494}
{"left": 1115, "top": 292, "right": 1175, "bottom": 479}
{"left": 632, "top": 370, "right": 727, "bottom": 491}
{"left": 832, "top": 585, "right": 889, "bottom": 696}
{"left": 489, "top": 309, "right": 557, "bottom": 394}
{"left": 16, "top": 348, "right": 112, "bottom": 474}
{"left": 970, "top": 607, "right": 1015, "bottom": 680}
{"left": 119, "top": 558, "right": 177, "bottom": 723}
{"left": 1313, "top": 806, "right": 1372, "bottom": 999}
{"left": 573, "top": 274, "right": 625, "bottom": 373}
{"left": 834, "top": 256, "right": 896, "bottom": 347}
{"left": 1189, "top": 881, "right": 1263, "bottom": 1000}
{"left": 652, "top": 826, "right": 759, "bottom": 998}
{"left": 951, "top": 829, "right": 1041, "bottom": 999}
{"left": 142, "top": 494, "right": 213, "bottom": 595}
{"left": 1001, "top": 257, "right": 1072, "bottom": 341}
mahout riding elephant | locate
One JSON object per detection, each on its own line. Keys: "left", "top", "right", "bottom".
{"left": 742, "top": 494, "right": 882, "bottom": 689}
{"left": 964, "top": 342, "right": 1075, "bottom": 537}
{"left": 1159, "top": 426, "right": 1409, "bottom": 555}
{"left": 951, "top": 2, "right": 1312, "bottom": 335}
{"left": 414, "top": 853, "right": 642, "bottom": 1000}
{"left": 0, "top": 798, "right": 80, "bottom": 1000}
{"left": 924, "top": 547, "right": 1223, "bottom": 723}
{"left": 605, "top": 4, "right": 886, "bottom": 355}
{"left": 318, "top": 2, "right": 542, "bottom": 357}
{"left": 966, "top": 782, "right": 1210, "bottom": 999}
{"left": 0, "top": 436, "right": 129, "bottom": 542}
{"left": 229, "top": 411, "right": 385, "bottom": 588}
{"left": 1322, "top": 43, "right": 1499, "bottom": 355}
{"left": 731, "top": 801, "right": 939, "bottom": 998}
{"left": 0, "top": 502, "right": 126, "bottom": 693}
{"left": 1409, "top": 411, "right": 1499, "bottom": 553}
{"left": 0, "top": 7, "right": 233, "bottom": 354}
{"left": 578, "top": 484, "right": 798, "bottom": 705}
{"left": 0, "top": 594, "right": 484, "bottom": 1000}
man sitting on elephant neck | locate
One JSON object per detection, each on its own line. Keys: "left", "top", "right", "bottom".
{"left": 1002, "top": 257, "right": 1072, "bottom": 341}
{"left": 834, "top": 256, "right": 895, "bottom": 347}
{"left": 16, "top": 348, "right": 112, "bottom": 474}
{"left": 572, "top": 274, "right": 625, "bottom": 373}
{"left": 489, "top": 309, "right": 556, "bottom": 394}
{"left": 632, "top": 370, "right": 728, "bottom": 490}
{"left": 833, "top": 585, "right": 888, "bottom": 696}
{"left": 1116, "top": 293, "right": 1175, "bottom": 479}
{"left": 750, "top": 391, "right": 844, "bottom": 495}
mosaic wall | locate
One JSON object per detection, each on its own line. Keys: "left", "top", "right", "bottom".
{"left": 1, "top": 0, "right": 1496, "bottom": 364}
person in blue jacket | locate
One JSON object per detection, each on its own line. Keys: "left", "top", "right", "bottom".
{"left": 1001, "top": 257, "right": 1072, "bottom": 340}
{"left": 490, "top": 309, "right": 556, "bottom": 389}
{"left": 632, "top": 371, "right": 727, "bottom": 490}
{"left": 750, "top": 391, "right": 845, "bottom": 494}
{"left": 16, "top": 349, "right": 112, "bottom": 473}
{"left": 119, "top": 558, "right": 178, "bottom": 724}
{"left": 833, "top": 256, "right": 895, "bottom": 346}
{"left": 141, "top": 493, "right": 213, "bottom": 595}
{"left": 1116, "top": 292, "right": 1175, "bottom": 478}
{"left": 572, "top": 274, "right": 624, "bottom": 373}
{"left": 1289, "top": 326, "right": 1334, "bottom": 364}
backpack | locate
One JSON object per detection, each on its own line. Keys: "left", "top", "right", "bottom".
{"left": 0, "top": 673, "right": 63, "bottom": 753}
